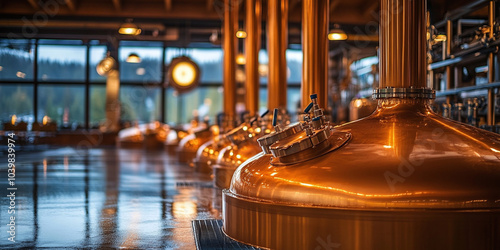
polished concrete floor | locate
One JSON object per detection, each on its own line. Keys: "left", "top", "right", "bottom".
{"left": 0, "top": 147, "right": 221, "bottom": 249}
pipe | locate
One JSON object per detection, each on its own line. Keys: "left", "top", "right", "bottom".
{"left": 245, "top": 0, "right": 262, "bottom": 116}
{"left": 488, "top": 0, "right": 496, "bottom": 126}
{"left": 223, "top": 0, "right": 239, "bottom": 117}
{"left": 301, "top": 0, "right": 328, "bottom": 110}
{"left": 445, "top": 20, "right": 453, "bottom": 103}
{"left": 379, "top": 0, "right": 426, "bottom": 89}
{"left": 268, "top": 0, "right": 288, "bottom": 110}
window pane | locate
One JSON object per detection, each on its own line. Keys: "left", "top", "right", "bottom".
{"left": 89, "top": 85, "right": 106, "bottom": 128}
{"left": 0, "top": 84, "right": 34, "bottom": 126}
{"left": 38, "top": 44, "right": 86, "bottom": 82}
{"left": 286, "top": 50, "right": 302, "bottom": 84}
{"left": 38, "top": 85, "right": 85, "bottom": 128}
{"left": 119, "top": 46, "right": 163, "bottom": 83}
{"left": 120, "top": 86, "right": 161, "bottom": 123}
{"left": 166, "top": 87, "right": 223, "bottom": 124}
{"left": 165, "top": 88, "right": 179, "bottom": 124}
{"left": 89, "top": 45, "right": 107, "bottom": 82}
{"left": 287, "top": 87, "right": 301, "bottom": 122}
{"left": 0, "top": 39, "right": 34, "bottom": 81}
{"left": 165, "top": 48, "right": 223, "bottom": 84}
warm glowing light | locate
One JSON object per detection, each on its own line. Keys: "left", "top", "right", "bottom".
{"left": 354, "top": 99, "right": 363, "bottom": 108}
{"left": 136, "top": 67, "right": 145, "bottom": 75}
{"left": 42, "top": 115, "right": 49, "bottom": 125}
{"left": 255, "top": 128, "right": 261, "bottom": 133}
{"left": 383, "top": 145, "right": 392, "bottom": 149}
{"left": 126, "top": 53, "right": 141, "bottom": 63}
{"left": 43, "top": 159, "right": 47, "bottom": 178}
{"left": 243, "top": 126, "right": 248, "bottom": 131}
{"left": 434, "top": 34, "right": 447, "bottom": 42}
{"left": 16, "top": 71, "right": 26, "bottom": 78}
{"left": 491, "top": 148, "right": 500, "bottom": 153}
{"left": 328, "top": 29, "right": 348, "bottom": 41}
{"left": 64, "top": 156, "right": 69, "bottom": 172}
{"left": 172, "top": 62, "right": 197, "bottom": 86}
{"left": 236, "top": 154, "right": 241, "bottom": 159}
{"left": 96, "top": 56, "right": 116, "bottom": 76}
{"left": 172, "top": 201, "right": 197, "bottom": 219}
{"left": 235, "top": 30, "right": 247, "bottom": 38}
{"left": 0, "top": 66, "right": 3, "bottom": 71}
{"left": 119, "top": 23, "right": 141, "bottom": 35}
{"left": 236, "top": 53, "right": 246, "bottom": 65}
{"left": 11, "top": 115, "right": 17, "bottom": 125}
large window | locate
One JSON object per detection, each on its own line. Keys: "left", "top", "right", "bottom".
{"left": 120, "top": 43, "right": 163, "bottom": 83}
{"left": 257, "top": 49, "right": 303, "bottom": 85}
{"left": 37, "top": 40, "right": 86, "bottom": 82}
{"left": 0, "top": 84, "right": 34, "bottom": 125}
{"left": 120, "top": 86, "right": 161, "bottom": 123}
{"left": 0, "top": 39, "right": 34, "bottom": 81}
{"left": 1, "top": 38, "right": 232, "bottom": 130}
{"left": 37, "top": 85, "right": 85, "bottom": 128}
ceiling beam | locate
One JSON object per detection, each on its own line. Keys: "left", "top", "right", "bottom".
{"left": 112, "top": 0, "right": 121, "bottom": 11}
{"left": 165, "top": 0, "right": 172, "bottom": 11}
{"left": 206, "top": 0, "right": 214, "bottom": 11}
{"left": 329, "top": 0, "right": 340, "bottom": 13}
{"left": 65, "top": 0, "right": 76, "bottom": 12}
{"left": 363, "top": 1, "right": 379, "bottom": 17}
{"left": 27, "top": 0, "right": 39, "bottom": 10}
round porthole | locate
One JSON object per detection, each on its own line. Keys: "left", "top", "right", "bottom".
{"left": 167, "top": 56, "right": 200, "bottom": 92}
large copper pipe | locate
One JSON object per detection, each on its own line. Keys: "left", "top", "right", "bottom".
{"left": 379, "top": 0, "right": 427, "bottom": 89}
{"left": 223, "top": 0, "right": 239, "bottom": 117}
{"left": 301, "top": 0, "right": 328, "bottom": 109}
{"left": 245, "top": 0, "right": 262, "bottom": 116}
{"left": 267, "top": 0, "right": 288, "bottom": 110}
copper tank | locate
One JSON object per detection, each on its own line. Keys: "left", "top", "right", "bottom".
{"left": 222, "top": 0, "right": 500, "bottom": 249}
{"left": 176, "top": 120, "right": 214, "bottom": 164}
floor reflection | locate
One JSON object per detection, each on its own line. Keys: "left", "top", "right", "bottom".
{"left": 0, "top": 148, "right": 220, "bottom": 249}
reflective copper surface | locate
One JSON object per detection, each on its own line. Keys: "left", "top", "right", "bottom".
{"left": 223, "top": 0, "right": 500, "bottom": 249}
{"left": 222, "top": 0, "right": 239, "bottom": 117}
{"left": 301, "top": 0, "right": 329, "bottom": 109}
{"left": 193, "top": 134, "right": 230, "bottom": 174}
{"left": 379, "top": 0, "right": 427, "bottom": 89}
{"left": 117, "top": 122, "right": 169, "bottom": 149}
{"left": 245, "top": 0, "right": 262, "bottom": 116}
{"left": 177, "top": 126, "right": 214, "bottom": 164}
{"left": 267, "top": 0, "right": 288, "bottom": 110}
{"left": 213, "top": 123, "right": 263, "bottom": 189}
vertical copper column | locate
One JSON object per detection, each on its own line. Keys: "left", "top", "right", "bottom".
{"left": 245, "top": 0, "right": 262, "bottom": 116}
{"left": 301, "top": 0, "right": 328, "bottom": 110}
{"left": 223, "top": 0, "right": 239, "bottom": 117}
{"left": 487, "top": 0, "right": 496, "bottom": 126}
{"left": 268, "top": 0, "right": 289, "bottom": 110}
{"left": 379, "top": 0, "right": 427, "bottom": 89}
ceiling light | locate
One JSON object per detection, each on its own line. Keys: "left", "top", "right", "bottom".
{"left": 236, "top": 53, "right": 246, "bottom": 65}
{"left": 119, "top": 21, "right": 141, "bottom": 35}
{"left": 126, "top": 53, "right": 141, "bottom": 63}
{"left": 96, "top": 55, "right": 116, "bottom": 76}
{"left": 328, "top": 28, "right": 348, "bottom": 41}
{"left": 236, "top": 30, "right": 247, "bottom": 39}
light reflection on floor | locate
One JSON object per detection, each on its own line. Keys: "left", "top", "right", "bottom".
{"left": 0, "top": 148, "right": 221, "bottom": 249}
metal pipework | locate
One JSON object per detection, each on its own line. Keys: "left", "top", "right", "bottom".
{"left": 267, "top": 0, "right": 288, "bottom": 110}
{"left": 487, "top": 0, "right": 496, "bottom": 126}
{"left": 223, "top": 0, "right": 239, "bottom": 117}
{"left": 379, "top": 0, "right": 427, "bottom": 89}
{"left": 245, "top": 0, "right": 261, "bottom": 116}
{"left": 301, "top": 0, "right": 328, "bottom": 110}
